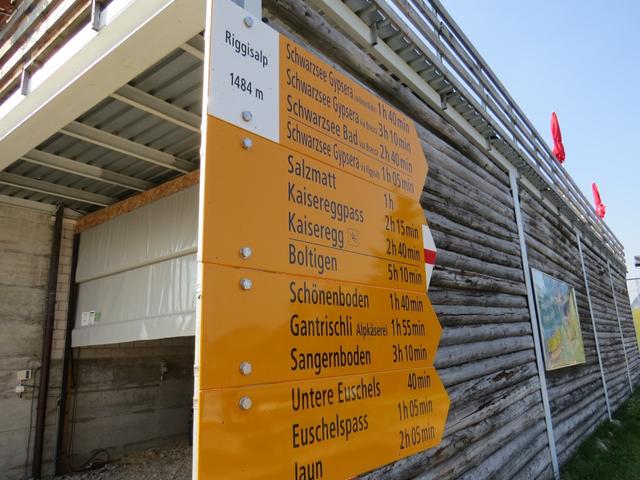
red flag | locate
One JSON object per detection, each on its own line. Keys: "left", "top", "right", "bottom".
{"left": 592, "top": 183, "right": 606, "bottom": 219}
{"left": 550, "top": 112, "right": 565, "bottom": 163}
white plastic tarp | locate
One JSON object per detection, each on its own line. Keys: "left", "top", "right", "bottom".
{"left": 75, "top": 187, "right": 198, "bottom": 283}
{"left": 72, "top": 187, "right": 198, "bottom": 347}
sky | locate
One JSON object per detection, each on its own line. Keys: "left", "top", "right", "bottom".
{"left": 440, "top": 0, "right": 640, "bottom": 278}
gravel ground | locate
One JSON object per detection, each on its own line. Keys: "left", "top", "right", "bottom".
{"left": 52, "top": 441, "right": 191, "bottom": 480}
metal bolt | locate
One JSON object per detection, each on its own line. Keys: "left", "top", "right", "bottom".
{"left": 240, "top": 278, "right": 253, "bottom": 290}
{"left": 243, "top": 16, "right": 254, "bottom": 28}
{"left": 241, "top": 137, "right": 253, "bottom": 149}
{"left": 239, "top": 361, "right": 253, "bottom": 375}
{"left": 239, "top": 396, "right": 253, "bottom": 410}
{"left": 241, "top": 110, "right": 253, "bottom": 122}
{"left": 240, "top": 246, "right": 253, "bottom": 258}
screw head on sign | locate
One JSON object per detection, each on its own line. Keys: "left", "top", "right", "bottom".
{"left": 242, "top": 111, "right": 253, "bottom": 122}
{"left": 241, "top": 137, "right": 253, "bottom": 149}
{"left": 239, "top": 362, "right": 253, "bottom": 375}
{"left": 243, "top": 16, "right": 254, "bottom": 28}
{"left": 240, "top": 278, "right": 253, "bottom": 290}
{"left": 239, "top": 396, "right": 253, "bottom": 410}
{"left": 239, "top": 246, "right": 253, "bottom": 258}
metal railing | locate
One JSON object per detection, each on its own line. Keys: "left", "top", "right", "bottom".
{"left": 0, "top": 0, "right": 627, "bottom": 262}
{"left": 342, "top": 0, "right": 625, "bottom": 261}
{"left": 0, "top": 0, "right": 96, "bottom": 102}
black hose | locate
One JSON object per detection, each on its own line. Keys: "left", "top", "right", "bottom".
{"left": 76, "top": 449, "right": 110, "bottom": 472}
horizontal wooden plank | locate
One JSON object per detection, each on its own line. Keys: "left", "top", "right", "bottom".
{"left": 75, "top": 170, "right": 199, "bottom": 232}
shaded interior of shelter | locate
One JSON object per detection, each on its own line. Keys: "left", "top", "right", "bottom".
{"left": 60, "top": 338, "right": 195, "bottom": 470}
{"left": 0, "top": 34, "right": 205, "bottom": 213}
{"left": 67, "top": 41, "right": 204, "bottom": 471}
{"left": 0, "top": 34, "right": 205, "bottom": 475}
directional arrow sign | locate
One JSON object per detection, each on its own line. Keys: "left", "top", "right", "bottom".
{"left": 198, "top": 368, "right": 449, "bottom": 480}
{"left": 199, "top": 264, "right": 442, "bottom": 389}
{"left": 201, "top": 118, "right": 430, "bottom": 292}
{"left": 208, "top": 0, "right": 427, "bottom": 199}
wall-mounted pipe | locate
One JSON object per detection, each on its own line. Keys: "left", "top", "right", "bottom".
{"left": 54, "top": 232, "right": 80, "bottom": 475}
{"left": 32, "top": 204, "right": 64, "bottom": 478}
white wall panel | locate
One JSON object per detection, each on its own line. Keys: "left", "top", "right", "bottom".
{"left": 72, "top": 187, "right": 198, "bottom": 346}
{"left": 76, "top": 186, "right": 198, "bottom": 283}
{"left": 73, "top": 253, "right": 197, "bottom": 346}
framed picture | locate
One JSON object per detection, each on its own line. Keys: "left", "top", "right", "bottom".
{"left": 531, "top": 268, "right": 586, "bottom": 370}
{"left": 631, "top": 295, "right": 640, "bottom": 349}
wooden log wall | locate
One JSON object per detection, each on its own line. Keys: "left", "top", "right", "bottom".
{"left": 610, "top": 262, "right": 640, "bottom": 385}
{"left": 519, "top": 184, "right": 610, "bottom": 465}
{"left": 582, "top": 241, "right": 637, "bottom": 410}
{"left": 263, "top": 0, "right": 637, "bottom": 477}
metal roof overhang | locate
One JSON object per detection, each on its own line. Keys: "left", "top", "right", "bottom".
{"left": 0, "top": 0, "right": 205, "bottom": 213}
{"left": 0, "top": 0, "right": 627, "bottom": 266}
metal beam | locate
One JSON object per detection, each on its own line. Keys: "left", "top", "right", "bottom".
{"left": 180, "top": 42, "right": 204, "bottom": 60}
{"left": 180, "top": 35, "right": 205, "bottom": 60}
{"left": 509, "top": 169, "right": 560, "bottom": 480}
{"left": 577, "top": 231, "right": 612, "bottom": 421}
{"left": 111, "top": 84, "right": 200, "bottom": 133}
{"left": 607, "top": 260, "right": 633, "bottom": 392}
{"left": 22, "top": 149, "right": 154, "bottom": 192}
{"left": 60, "top": 121, "right": 194, "bottom": 173}
{"left": 0, "top": 193, "right": 82, "bottom": 217}
{"left": 0, "top": 171, "right": 116, "bottom": 206}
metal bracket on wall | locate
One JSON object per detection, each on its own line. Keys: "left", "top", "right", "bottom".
{"left": 20, "top": 61, "right": 38, "bottom": 96}
{"left": 230, "top": 0, "right": 262, "bottom": 18}
{"left": 369, "top": 19, "right": 379, "bottom": 46}
{"left": 91, "top": 0, "right": 108, "bottom": 31}
{"left": 509, "top": 169, "right": 560, "bottom": 480}
{"left": 577, "top": 231, "right": 612, "bottom": 420}
{"left": 607, "top": 260, "right": 633, "bottom": 392}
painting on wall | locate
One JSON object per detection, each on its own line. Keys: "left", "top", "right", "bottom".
{"left": 632, "top": 296, "right": 640, "bottom": 349}
{"left": 627, "top": 279, "right": 640, "bottom": 349}
{"left": 531, "top": 269, "right": 586, "bottom": 370}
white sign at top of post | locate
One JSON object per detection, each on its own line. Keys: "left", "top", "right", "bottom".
{"left": 208, "top": 0, "right": 279, "bottom": 141}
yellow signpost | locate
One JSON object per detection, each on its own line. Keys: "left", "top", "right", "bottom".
{"left": 199, "top": 368, "right": 448, "bottom": 480}
{"left": 278, "top": 38, "right": 427, "bottom": 199}
{"left": 201, "top": 118, "right": 431, "bottom": 291}
{"left": 634, "top": 307, "right": 640, "bottom": 348}
{"left": 196, "top": 0, "right": 449, "bottom": 477}
{"left": 199, "top": 264, "right": 442, "bottom": 388}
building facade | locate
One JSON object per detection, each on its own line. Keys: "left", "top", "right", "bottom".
{"left": 0, "top": 0, "right": 636, "bottom": 478}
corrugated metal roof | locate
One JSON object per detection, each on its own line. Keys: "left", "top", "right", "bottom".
{"left": 0, "top": 35, "right": 204, "bottom": 213}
